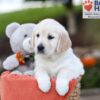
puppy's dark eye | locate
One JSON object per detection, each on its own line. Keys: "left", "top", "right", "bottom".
{"left": 36, "top": 34, "right": 40, "bottom": 38}
{"left": 24, "top": 34, "right": 28, "bottom": 38}
{"left": 48, "top": 35, "right": 54, "bottom": 40}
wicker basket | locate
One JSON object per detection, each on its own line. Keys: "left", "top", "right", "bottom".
{"left": 0, "top": 71, "right": 81, "bottom": 100}
{"left": 67, "top": 77, "right": 81, "bottom": 100}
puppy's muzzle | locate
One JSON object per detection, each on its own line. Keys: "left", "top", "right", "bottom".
{"left": 37, "top": 44, "right": 44, "bottom": 53}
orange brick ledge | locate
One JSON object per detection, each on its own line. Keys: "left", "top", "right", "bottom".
{"left": 0, "top": 71, "right": 77, "bottom": 100}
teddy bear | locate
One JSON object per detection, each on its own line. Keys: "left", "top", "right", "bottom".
{"left": 3, "top": 22, "right": 36, "bottom": 75}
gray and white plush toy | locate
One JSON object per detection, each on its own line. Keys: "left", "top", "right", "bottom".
{"left": 3, "top": 22, "right": 36, "bottom": 75}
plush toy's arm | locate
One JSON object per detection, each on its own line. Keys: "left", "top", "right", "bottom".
{"left": 3, "top": 54, "right": 19, "bottom": 70}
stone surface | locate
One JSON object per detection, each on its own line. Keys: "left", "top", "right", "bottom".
{"left": 81, "top": 95, "right": 100, "bottom": 100}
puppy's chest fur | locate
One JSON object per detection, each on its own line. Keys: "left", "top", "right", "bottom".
{"left": 35, "top": 49, "right": 84, "bottom": 79}
{"left": 35, "top": 54, "right": 66, "bottom": 77}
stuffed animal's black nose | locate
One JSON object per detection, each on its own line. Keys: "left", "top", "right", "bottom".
{"left": 37, "top": 44, "right": 44, "bottom": 52}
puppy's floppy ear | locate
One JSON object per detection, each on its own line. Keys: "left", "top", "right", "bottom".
{"left": 56, "top": 31, "right": 72, "bottom": 54}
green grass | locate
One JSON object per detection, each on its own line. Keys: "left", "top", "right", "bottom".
{"left": 0, "top": 6, "right": 66, "bottom": 38}
{"left": 0, "top": 5, "right": 81, "bottom": 38}
{"left": 81, "top": 63, "right": 100, "bottom": 89}
{"left": 74, "top": 5, "right": 82, "bottom": 12}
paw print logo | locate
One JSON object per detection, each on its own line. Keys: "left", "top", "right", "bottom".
{"left": 83, "top": 0, "right": 93, "bottom": 11}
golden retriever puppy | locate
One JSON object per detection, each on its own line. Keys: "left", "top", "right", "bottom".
{"left": 23, "top": 19, "right": 85, "bottom": 96}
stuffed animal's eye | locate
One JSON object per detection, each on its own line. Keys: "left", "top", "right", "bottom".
{"left": 48, "top": 35, "right": 54, "bottom": 40}
{"left": 36, "top": 34, "right": 40, "bottom": 38}
{"left": 24, "top": 34, "right": 28, "bottom": 38}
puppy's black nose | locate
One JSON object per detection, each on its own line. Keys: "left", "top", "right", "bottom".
{"left": 37, "top": 44, "right": 44, "bottom": 52}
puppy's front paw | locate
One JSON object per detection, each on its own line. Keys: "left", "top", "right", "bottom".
{"left": 37, "top": 78, "right": 51, "bottom": 93}
{"left": 56, "top": 79, "right": 69, "bottom": 96}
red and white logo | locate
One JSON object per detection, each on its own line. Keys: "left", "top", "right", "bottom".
{"left": 83, "top": 0, "right": 100, "bottom": 19}
{"left": 83, "top": 0, "right": 93, "bottom": 11}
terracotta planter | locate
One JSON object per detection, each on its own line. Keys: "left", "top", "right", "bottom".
{"left": 0, "top": 71, "right": 77, "bottom": 100}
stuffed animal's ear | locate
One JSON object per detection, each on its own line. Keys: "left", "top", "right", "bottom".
{"left": 6, "top": 22, "right": 20, "bottom": 38}
{"left": 56, "top": 31, "right": 72, "bottom": 54}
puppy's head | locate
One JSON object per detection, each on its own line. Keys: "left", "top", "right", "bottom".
{"left": 31, "top": 19, "right": 72, "bottom": 57}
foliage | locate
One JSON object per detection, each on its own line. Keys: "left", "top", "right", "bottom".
{"left": 0, "top": 5, "right": 82, "bottom": 38}
{"left": 0, "top": 6, "right": 66, "bottom": 38}
{"left": 81, "top": 62, "right": 100, "bottom": 89}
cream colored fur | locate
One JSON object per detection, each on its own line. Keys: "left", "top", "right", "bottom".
{"left": 23, "top": 19, "right": 85, "bottom": 96}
